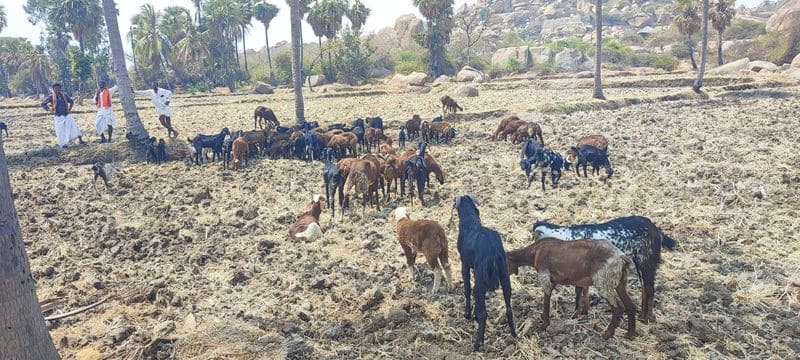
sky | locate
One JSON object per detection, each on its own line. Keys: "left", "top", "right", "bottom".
{"left": 1, "top": 0, "right": 477, "bottom": 53}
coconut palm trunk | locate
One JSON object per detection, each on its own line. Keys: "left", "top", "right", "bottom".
{"left": 0, "top": 60, "right": 9, "bottom": 97}
{"left": 289, "top": 0, "right": 306, "bottom": 124}
{"left": 717, "top": 28, "right": 724, "bottom": 65}
{"left": 265, "top": 28, "right": 274, "bottom": 85}
{"left": 694, "top": 0, "right": 710, "bottom": 93}
{"left": 101, "top": 0, "right": 149, "bottom": 146}
{"left": 593, "top": 0, "right": 605, "bottom": 100}
{"left": 241, "top": 26, "right": 249, "bottom": 72}
{"left": 688, "top": 38, "right": 698, "bottom": 70}
{"left": 0, "top": 137, "right": 59, "bottom": 360}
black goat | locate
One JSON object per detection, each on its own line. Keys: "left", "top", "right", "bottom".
{"left": 91, "top": 162, "right": 122, "bottom": 191}
{"left": 275, "top": 126, "right": 293, "bottom": 134}
{"left": 156, "top": 139, "right": 167, "bottom": 163}
{"left": 399, "top": 126, "right": 406, "bottom": 148}
{"left": 322, "top": 147, "right": 344, "bottom": 218}
{"left": 524, "top": 149, "right": 569, "bottom": 191}
{"left": 146, "top": 137, "right": 159, "bottom": 164}
{"left": 189, "top": 127, "right": 230, "bottom": 165}
{"left": 453, "top": 195, "right": 516, "bottom": 351}
{"left": 533, "top": 216, "right": 678, "bottom": 323}
{"left": 432, "top": 116, "right": 443, "bottom": 123}
{"left": 352, "top": 118, "right": 365, "bottom": 129}
{"left": 352, "top": 126, "right": 365, "bottom": 150}
{"left": 0, "top": 121, "right": 8, "bottom": 137}
{"left": 403, "top": 142, "right": 429, "bottom": 205}
{"left": 573, "top": 145, "right": 613, "bottom": 179}
{"left": 368, "top": 116, "right": 383, "bottom": 130}
{"left": 222, "top": 139, "right": 233, "bottom": 168}
{"left": 304, "top": 131, "right": 322, "bottom": 161}
{"left": 519, "top": 138, "right": 544, "bottom": 180}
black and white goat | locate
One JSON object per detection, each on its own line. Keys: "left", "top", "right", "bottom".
{"left": 0, "top": 121, "right": 8, "bottom": 137}
{"left": 518, "top": 138, "right": 544, "bottom": 180}
{"left": 532, "top": 216, "right": 677, "bottom": 323}
{"left": 522, "top": 149, "right": 570, "bottom": 191}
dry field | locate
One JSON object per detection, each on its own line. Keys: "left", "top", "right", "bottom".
{"left": 2, "top": 73, "right": 800, "bottom": 359}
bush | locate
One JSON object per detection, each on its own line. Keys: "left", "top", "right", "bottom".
{"left": 272, "top": 51, "right": 294, "bottom": 86}
{"left": 602, "top": 40, "right": 635, "bottom": 65}
{"left": 670, "top": 40, "right": 692, "bottom": 59}
{"left": 543, "top": 37, "right": 592, "bottom": 54}
{"left": 249, "top": 62, "right": 272, "bottom": 84}
{"left": 621, "top": 34, "right": 645, "bottom": 46}
{"left": 332, "top": 29, "right": 374, "bottom": 85}
{"left": 501, "top": 32, "right": 527, "bottom": 48}
{"left": 633, "top": 53, "right": 679, "bottom": 71}
{"left": 725, "top": 19, "right": 766, "bottom": 40}
{"left": 506, "top": 57, "right": 520, "bottom": 73}
{"left": 394, "top": 50, "right": 427, "bottom": 74}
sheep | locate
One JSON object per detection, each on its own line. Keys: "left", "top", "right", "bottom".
{"left": 491, "top": 115, "right": 521, "bottom": 140}
{"left": 533, "top": 216, "right": 678, "bottom": 323}
{"left": 572, "top": 144, "right": 613, "bottom": 179}
{"left": 254, "top": 106, "right": 279, "bottom": 130}
{"left": 388, "top": 207, "right": 453, "bottom": 294}
{"left": 322, "top": 148, "right": 345, "bottom": 218}
{"left": 510, "top": 121, "right": 544, "bottom": 145}
{"left": 452, "top": 195, "right": 516, "bottom": 351}
{"left": 506, "top": 238, "right": 637, "bottom": 340}
{"left": 342, "top": 159, "right": 380, "bottom": 218}
{"left": 288, "top": 194, "right": 325, "bottom": 241}
{"left": 440, "top": 95, "right": 463, "bottom": 114}
{"left": 522, "top": 149, "right": 570, "bottom": 191}
{"left": 0, "top": 121, "right": 8, "bottom": 137}
{"left": 231, "top": 137, "right": 249, "bottom": 170}
{"left": 189, "top": 127, "right": 230, "bottom": 165}
{"left": 405, "top": 115, "right": 422, "bottom": 140}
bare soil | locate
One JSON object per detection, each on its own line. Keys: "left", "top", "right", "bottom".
{"left": 2, "top": 73, "right": 799, "bottom": 359}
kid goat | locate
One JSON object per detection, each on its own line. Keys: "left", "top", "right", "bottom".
{"left": 288, "top": 194, "right": 324, "bottom": 242}
{"left": 388, "top": 207, "right": 453, "bottom": 294}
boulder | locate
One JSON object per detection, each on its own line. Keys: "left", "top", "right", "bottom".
{"left": 540, "top": 16, "right": 590, "bottom": 39}
{"left": 307, "top": 75, "right": 327, "bottom": 87}
{"left": 394, "top": 14, "right": 425, "bottom": 48}
{"left": 491, "top": 46, "right": 533, "bottom": 72}
{"left": 792, "top": 53, "right": 800, "bottom": 68}
{"left": 553, "top": 48, "right": 583, "bottom": 71}
{"left": 406, "top": 85, "right": 432, "bottom": 94}
{"left": 786, "top": 68, "right": 800, "bottom": 80}
{"left": 389, "top": 72, "right": 429, "bottom": 88}
{"left": 766, "top": 0, "right": 800, "bottom": 33}
{"left": 490, "top": 0, "right": 514, "bottom": 14}
{"left": 627, "top": 12, "right": 653, "bottom": 28}
{"left": 253, "top": 82, "right": 274, "bottom": 94}
{"left": 530, "top": 46, "right": 554, "bottom": 65}
{"left": 434, "top": 75, "right": 452, "bottom": 83}
{"left": 747, "top": 60, "right": 779, "bottom": 72}
{"left": 456, "top": 66, "right": 487, "bottom": 82}
{"left": 708, "top": 58, "right": 751, "bottom": 75}
{"left": 370, "top": 67, "right": 392, "bottom": 78}
{"left": 453, "top": 85, "right": 479, "bottom": 97}
{"left": 575, "top": 71, "right": 594, "bottom": 79}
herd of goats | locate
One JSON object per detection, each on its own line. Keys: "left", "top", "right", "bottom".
{"left": 135, "top": 95, "right": 677, "bottom": 351}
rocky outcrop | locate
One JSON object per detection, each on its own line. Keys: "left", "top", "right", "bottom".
{"left": 453, "top": 85, "right": 479, "bottom": 97}
{"left": 530, "top": 46, "right": 554, "bottom": 65}
{"left": 307, "top": 75, "right": 327, "bottom": 87}
{"left": 456, "top": 66, "right": 488, "bottom": 83}
{"left": 253, "top": 82, "right": 274, "bottom": 94}
{"left": 492, "top": 46, "right": 533, "bottom": 72}
{"left": 389, "top": 72, "right": 430, "bottom": 88}
{"left": 553, "top": 48, "right": 584, "bottom": 71}
{"left": 708, "top": 58, "right": 751, "bottom": 75}
{"left": 541, "top": 16, "right": 590, "bottom": 39}
{"left": 766, "top": 0, "right": 800, "bottom": 33}
{"left": 394, "top": 14, "right": 425, "bottom": 48}
{"left": 792, "top": 53, "right": 800, "bottom": 68}
{"left": 747, "top": 60, "right": 779, "bottom": 72}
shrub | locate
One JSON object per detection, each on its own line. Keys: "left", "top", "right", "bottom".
{"left": 394, "top": 50, "right": 427, "bottom": 74}
{"left": 725, "top": 19, "right": 766, "bottom": 40}
{"left": 543, "top": 37, "right": 592, "bottom": 54}
{"left": 602, "top": 40, "right": 635, "bottom": 65}
{"left": 633, "top": 53, "right": 679, "bottom": 71}
{"left": 670, "top": 40, "right": 692, "bottom": 59}
{"left": 621, "top": 34, "right": 645, "bottom": 46}
{"left": 332, "top": 28, "right": 375, "bottom": 85}
{"left": 272, "top": 51, "right": 294, "bottom": 86}
{"left": 506, "top": 57, "right": 520, "bottom": 73}
{"left": 501, "top": 31, "right": 527, "bottom": 48}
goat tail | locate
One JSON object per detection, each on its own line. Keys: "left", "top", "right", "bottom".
{"left": 476, "top": 252, "right": 503, "bottom": 291}
{"left": 661, "top": 231, "right": 677, "bottom": 250}
{"left": 593, "top": 254, "right": 630, "bottom": 308}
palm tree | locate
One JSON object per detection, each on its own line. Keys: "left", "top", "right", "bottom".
{"left": 0, "top": 137, "right": 60, "bottom": 360}
{"left": 673, "top": 0, "right": 701, "bottom": 70}
{"left": 0, "top": 4, "right": 9, "bottom": 97}
{"left": 160, "top": 6, "right": 193, "bottom": 45}
{"left": 55, "top": 0, "right": 104, "bottom": 53}
{"left": 414, "top": 0, "right": 455, "bottom": 78}
{"left": 21, "top": 46, "right": 51, "bottom": 95}
{"left": 132, "top": 4, "right": 172, "bottom": 83}
{"left": 709, "top": 0, "right": 735, "bottom": 66}
{"left": 288, "top": 0, "right": 305, "bottom": 124}
{"left": 347, "top": 0, "right": 369, "bottom": 32}
{"left": 235, "top": 0, "right": 254, "bottom": 72}
{"left": 593, "top": 0, "right": 604, "bottom": 100}
{"left": 693, "top": 0, "right": 709, "bottom": 93}
{"left": 102, "top": 0, "right": 149, "bottom": 146}
{"left": 206, "top": 0, "right": 241, "bottom": 91}
{"left": 191, "top": 0, "right": 206, "bottom": 25}
{"left": 306, "top": 2, "right": 327, "bottom": 74}
{"left": 254, "top": 1, "right": 279, "bottom": 84}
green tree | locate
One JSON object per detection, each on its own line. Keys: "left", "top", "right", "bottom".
{"left": 0, "top": 4, "right": 9, "bottom": 97}
{"left": 288, "top": 0, "right": 305, "bottom": 124}
{"left": 54, "top": 0, "right": 104, "bottom": 53}
{"left": 347, "top": 0, "right": 369, "bottom": 32}
{"left": 414, "top": 0, "right": 455, "bottom": 77}
{"left": 673, "top": 0, "right": 701, "bottom": 70}
{"left": 254, "top": 1, "right": 279, "bottom": 84}
{"left": 22, "top": 46, "right": 51, "bottom": 95}
{"left": 593, "top": 0, "right": 604, "bottom": 100}
{"left": 307, "top": 2, "right": 328, "bottom": 73}
{"left": 68, "top": 46, "right": 91, "bottom": 91}
{"left": 694, "top": 0, "right": 709, "bottom": 93}
{"left": 236, "top": 0, "right": 254, "bottom": 72}
{"left": 206, "top": 0, "right": 242, "bottom": 91}
{"left": 709, "top": 0, "right": 735, "bottom": 65}
{"left": 131, "top": 4, "right": 172, "bottom": 84}
{"left": 191, "top": 0, "right": 206, "bottom": 25}
{"left": 160, "top": 6, "right": 193, "bottom": 45}
{"left": 332, "top": 27, "right": 373, "bottom": 85}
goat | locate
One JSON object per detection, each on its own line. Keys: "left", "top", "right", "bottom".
{"left": 368, "top": 116, "right": 384, "bottom": 131}
{"left": 405, "top": 115, "right": 422, "bottom": 140}
{"left": 566, "top": 134, "right": 609, "bottom": 163}
{"left": 430, "top": 122, "right": 454, "bottom": 144}
{"left": 572, "top": 145, "right": 613, "bottom": 179}
{"left": 420, "top": 121, "right": 432, "bottom": 143}
{"left": 452, "top": 195, "right": 516, "bottom": 351}
{"left": 91, "top": 162, "right": 123, "bottom": 191}
{"left": 352, "top": 118, "right": 365, "bottom": 130}
{"left": 0, "top": 121, "right": 8, "bottom": 137}
{"left": 399, "top": 126, "right": 407, "bottom": 148}
{"left": 231, "top": 137, "right": 249, "bottom": 170}
{"left": 491, "top": 115, "right": 521, "bottom": 140}
{"left": 328, "top": 132, "right": 358, "bottom": 158}
{"left": 441, "top": 95, "right": 463, "bottom": 114}
{"left": 388, "top": 207, "right": 453, "bottom": 294}
{"left": 379, "top": 142, "right": 396, "bottom": 155}
{"left": 189, "top": 127, "right": 230, "bottom": 165}
{"left": 519, "top": 139, "right": 544, "bottom": 181}
{"left": 533, "top": 216, "right": 678, "bottom": 323}
{"left": 523, "top": 149, "right": 569, "bottom": 191}
{"left": 146, "top": 137, "right": 159, "bottom": 164}
{"left": 382, "top": 154, "right": 404, "bottom": 200}
{"left": 239, "top": 129, "right": 270, "bottom": 156}
{"left": 288, "top": 194, "right": 325, "bottom": 241}
{"left": 342, "top": 159, "right": 380, "bottom": 218}
{"left": 497, "top": 119, "right": 527, "bottom": 141}
{"left": 304, "top": 131, "right": 324, "bottom": 161}
{"left": 322, "top": 148, "right": 345, "bottom": 218}
{"left": 364, "top": 127, "right": 387, "bottom": 152}
{"left": 403, "top": 143, "right": 430, "bottom": 205}
{"left": 510, "top": 122, "right": 544, "bottom": 145}
{"left": 254, "top": 106, "right": 279, "bottom": 130}
{"left": 506, "top": 238, "right": 637, "bottom": 340}
{"left": 266, "top": 139, "right": 292, "bottom": 159}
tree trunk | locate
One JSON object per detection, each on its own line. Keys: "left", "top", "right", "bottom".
{"left": 289, "top": 0, "right": 305, "bottom": 124}
{"left": 694, "top": 0, "right": 709, "bottom": 93}
{"left": 265, "top": 26, "right": 274, "bottom": 85}
{"left": 101, "top": 0, "right": 149, "bottom": 147}
{"left": 241, "top": 26, "right": 249, "bottom": 72}
{"left": 318, "top": 36, "right": 324, "bottom": 74}
{"left": 688, "top": 37, "right": 698, "bottom": 70}
{"left": 0, "top": 137, "right": 60, "bottom": 360}
{"left": 234, "top": 37, "right": 240, "bottom": 65}
{"left": 717, "top": 29, "right": 724, "bottom": 66}
{"left": 0, "top": 60, "right": 10, "bottom": 97}
{"left": 593, "top": 0, "right": 605, "bottom": 100}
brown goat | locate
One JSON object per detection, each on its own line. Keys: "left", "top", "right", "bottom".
{"left": 566, "top": 135, "right": 609, "bottom": 163}
{"left": 288, "top": 194, "right": 324, "bottom": 241}
{"left": 379, "top": 142, "right": 396, "bottom": 155}
{"left": 239, "top": 129, "right": 270, "bottom": 154}
{"left": 431, "top": 121, "right": 454, "bottom": 143}
{"left": 328, "top": 133, "right": 358, "bottom": 157}
{"left": 506, "top": 238, "right": 636, "bottom": 340}
{"left": 405, "top": 115, "right": 422, "bottom": 140}
{"left": 342, "top": 159, "right": 380, "bottom": 218}
{"left": 388, "top": 207, "right": 453, "bottom": 294}
{"left": 492, "top": 115, "right": 521, "bottom": 140}
{"left": 511, "top": 121, "right": 544, "bottom": 145}
{"left": 382, "top": 155, "right": 404, "bottom": 199}
{"left": 440, "top": 95, "right": 463, "bottom": 114}
{"left": 231, "top": 138, "right": 249, "bottom": 170}
{"left": 254, "top": 106, "right": 279, "bottom": 129}
{"left": 365, "top": 128, "right": 388, "bottom": 151}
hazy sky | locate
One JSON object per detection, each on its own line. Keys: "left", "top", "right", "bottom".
{"left": 0, "top": 0, "right": 768, "bottom": 53}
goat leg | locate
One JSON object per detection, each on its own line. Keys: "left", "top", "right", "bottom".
{"left": 462, "top": 264, "right": 472, "bottom": 320}
{"left": 472, "top": 286, "right": 487, "bottom": 351}
{"left": 539, "top": 287, "right": 552, "bottom": 331}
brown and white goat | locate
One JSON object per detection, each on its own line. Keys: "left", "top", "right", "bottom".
{"left": 388, "top": 207, "right": 453, "bottom": 294}
{"left": 506, "top": 238, "right": 636, "bottom": 340}
{"left": 288, "top": 194, "right": 325, "bottom": 241}
{"left": 566, "top": 134, "right": 609, "bottom": 163}
{"left": 342, "top": 159, "right": 380, "bottom": 218}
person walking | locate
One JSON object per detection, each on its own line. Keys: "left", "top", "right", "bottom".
{"left": 94, "top": 81, "right": 118, "bottom": 143}
{"left": 41, "top": 83, "right": 85, "bottom": 148}
{"left": 135, "top": 83, "right": 177, "bottom": 137}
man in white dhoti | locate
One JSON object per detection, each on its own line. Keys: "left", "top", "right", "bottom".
{"left": 94, "top": 81, "right": 118, "bottom": 143}
{"left": 135, "top": 83, "right": 178, "bottom": 138}
{"left": 41, "top": 83, "right": 85, "bottom": 148}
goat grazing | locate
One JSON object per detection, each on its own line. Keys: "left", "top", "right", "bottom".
{"left": 405, "top": 115, "right": 422, "bottom": 140}
{"left": 452, "top": 195, "right": 516, "bottom": 350}
{"left": 572, "top": 145, "right": 613, "bottom": 179}
{"left": 388, "top": 207, "right": 453, "bottom": 294}
{"left": 231, "top": 137, "right": 249, "bottom": 170}
{"left": 523, "top": 149, "right": 569, "bottom": 191}
{"left": 322, "top": 148, "right": 345, "bottom": 218}
{"left": 189, "top": 127, "right": 230, "bottom": 165}
{"left": 254, "top": 106, "right": 279, "bottom": 130}
{"left": 566, "top": 134, "right": 609, "bottom": 163}
{"left": 506, "top": 238, "right": 637, "bottom": 340}
{"left": 491, "top": 115, "right": 521, "bottom": 140}
{"left": 511, "top": 122, "right": 544, "bottom": 145}
{"left": 533, "top": 216, "right": 678, "bottom": 323}
{"left": 441, "top": 95, "right": 463, "bottom": 114}
{"left": 288, "top": 194, "right": 325, "bottom": 241}
{"left": 519, "top": 138, "right": 544, "bottom": 180}
{"left": 342, "top": 159, "right": 380, "bottom": 218}
{"left": 0, "top": 121, "right": 8, "bottom": 137}
{"left": 91, "top": 162, "right": 123, "bottom": 191}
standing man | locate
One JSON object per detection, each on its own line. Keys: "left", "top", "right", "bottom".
{"left": 41, "top": 83, "right": 85, "bottom": 148}
{"left": 135, "top": 83, "right": 177, "bottom": 137}
{"left": 94, "top": 81, "right": 118, "bottom": 143}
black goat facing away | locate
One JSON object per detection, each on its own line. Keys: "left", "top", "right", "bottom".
{"left": 518, "top": 138, "right": 544, "bottom": 181}
{"left": 304, "top": 131, "right": 322, "bottom": 162}
{"left": 0, "top": 121, "right": 8, "bottom": 137}
{"left": 368, "top": 116, "right": 383, "bottom": 131}
{"left": 398, "top": 126, "right": 407, "bottom": 148}
{"left": 157, "top": 139, "right": 167, "bottom": 163}
{"left": 452, "top": 195, "right": 516, "bottom": 351}
{"left": 533, "top": 216, "right": 678, "bottom": 323}
{"left": 573, "top": 144, "right": 614, "bottom": 179}
{"left": 189, "top": 127, "right": 230, "bottom": 165}
{"left": 403, "top": 142, "right": 430, "bottom": 205}
{"left": 146, "top": 137, "right": 160, "bottom": 164}
{"left": 522, "top": 149, "right": 569, "bottom": 191}
{"left": 322, "top": 147, "right": 344, "bottom": 218}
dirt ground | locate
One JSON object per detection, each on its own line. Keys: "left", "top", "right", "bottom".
{"left": 2, "top": 72, "right": 800, "bottom": 359}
